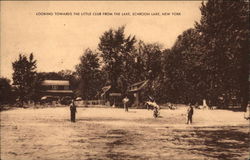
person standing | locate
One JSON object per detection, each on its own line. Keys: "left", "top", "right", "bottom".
{"left": 186, "top": 103, "right": 194, "bottom": 124}
{"left": 123, "top": 96, "right": 129, "bottom": 112}
{"left": 203, "top": 99, "right": 208, "bottom": 109}
{"left": 70, "top": 100, "right": 77, "bottom": 122}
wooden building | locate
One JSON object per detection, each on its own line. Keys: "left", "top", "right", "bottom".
{"left": 100, "top": 85, "right": 112, "bottom": 101}
{"left": 127, "top": 80, "right": 149, "bottom": 107}
{"left": 40, "top": 80, "right": 73, "bottom": 99}
{"left": 99, "top": 85, "right": 122, "bottom": 106}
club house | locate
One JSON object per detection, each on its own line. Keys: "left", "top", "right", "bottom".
{"left": 40, "top": 80, "right": 73, "bottom": 102}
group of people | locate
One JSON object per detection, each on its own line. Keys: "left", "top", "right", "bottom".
{"left": 69, "top": 98, "right": 195, "bottom": 124}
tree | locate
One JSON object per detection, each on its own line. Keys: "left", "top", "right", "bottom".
{"left": 0, "top": 77, "right": 13, "bottom": 104}
{"left": 195, "top": 0, "right": 249, "bottom": 110}
{"left": 132, "top": 41, "right": 163, "bottom": 102}
{"left": 169, "top": 28, "right": 204, "bottom": 104}
{"left": 58, "top": 69, "right": 75, "bottom": 80}
{"left": 98, "top": 26, "right": 136, "bottom": 93}
{"left": 37, "top": 72, "right": 64, "bottom": 80}
{"left": 136, "top": 41, "right": 163, "bottom": 81}
{"left": 58, "top": 70, "right": 78, "bottom": 91}
{"left": 75, "top": 49, "right": 104, "bottom": 100}
{"left": 12, "top": 53, "right": 37, "bottom": 106}
{"left": 154, "top": 48, "right": 180, "bottom": 103}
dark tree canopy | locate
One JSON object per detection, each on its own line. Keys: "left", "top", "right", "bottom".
{"left": 37, "top": 72, "right": 64, "bottom": 80}
{"left": 0, "top": 77, "right": 13, "bottom": 104}
{"left": 75, "top": 48, "right": 104, "bottom": 100}
{"left": 8, "top": 1, "right": 248, "bottom": 109}
{"left": 195, "top": 0, "right": 249, "bottom": 110}
{"left": 149, "top": 28, "right": 203, "bottom": 104}
{"left": 152, "top": 0, "right": 249, "bottom": 108}
{"left": 98, "top": 26, "right": 136, "bottom": 93}
{"left": 12, "top": 53, "right": 37, "bottom": 105}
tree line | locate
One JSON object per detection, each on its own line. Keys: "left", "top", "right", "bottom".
{"left": 0, "top": 0, "right": 248, "bottom": 110}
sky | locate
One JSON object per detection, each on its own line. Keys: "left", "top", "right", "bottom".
{"left": 0, "top": 1, "right": 202, "bottom": 80}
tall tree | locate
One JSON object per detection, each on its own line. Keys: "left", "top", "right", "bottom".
{"left": 136, "top": 41, "right": 163, "bottom": 81}
{"left": 195, "top": 0, "right": 249, "bottom": 110}
{"left": 75, "top": 49, "right": 104, "bottom": 100}
{"left": 133, "top": 41, "right": 163, "bottom": 102}
{"left": 12, "top": 53, "right": 37, "bottom": 105}
{"left": 168, "top": 28, "right": 204, "bottom": 104}
{"left": 98, "top": 26, "right": 136, "bottom": 93}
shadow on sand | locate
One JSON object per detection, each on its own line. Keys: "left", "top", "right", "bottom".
{"left": 166, "top": 126, "right": 249, "bottom": 160}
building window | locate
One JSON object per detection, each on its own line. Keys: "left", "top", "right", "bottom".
{"left": 52, "top": 85, "right": 58, "bottom": 90}
{"left": 64, "top": 86, "right": 69, "bottom": 90}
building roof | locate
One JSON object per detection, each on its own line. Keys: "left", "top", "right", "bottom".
{"left": 109, "top": 93, "right": 122, "bottom": 97}
{"left": 101, "top": 85, "right": 111, "bottom": 97}
{"left": 41, "top": 80, "right": 70, "bottom": 86}
{"left": 130, "top": 80, "right": 148, "bottom": 87}
{"left": 43, "top": 90, "right": 73, "bottom": 93}
{"left": 128, "top": 80, "right": 149, "bottom": 92}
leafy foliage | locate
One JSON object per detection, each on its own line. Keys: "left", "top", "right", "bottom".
{"left": 75, "top": 49, "right": 105, "bottom": 100}
{"left": 37, "top": 72, "right": 64, "bottom": 80}
{"left": 12, "top": 53, "right": 37, "bottom": 105}
{"left": 98, "top": 26, "right": 136, "bottom": 93}
{"left": 0, "top": 77, "right": 13, "bottom": 104}
{"left": 153, "top": 0, "right": 249, "bottom": 109}
{"left": 195, "top": 0, "right": 249, "bottom": 109}
{"left": 8, "top": 1, "right": 248, "bottom": 109}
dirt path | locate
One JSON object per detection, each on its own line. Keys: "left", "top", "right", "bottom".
{"left": 1, "top": 107, "right": 249, "bottom": 160}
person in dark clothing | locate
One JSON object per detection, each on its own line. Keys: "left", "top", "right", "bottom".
{"left": 70, "top": 100, "right": 77, "bottom": 122}
{"left": 186, "top": 103, "right": 194, "bottom": 124}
